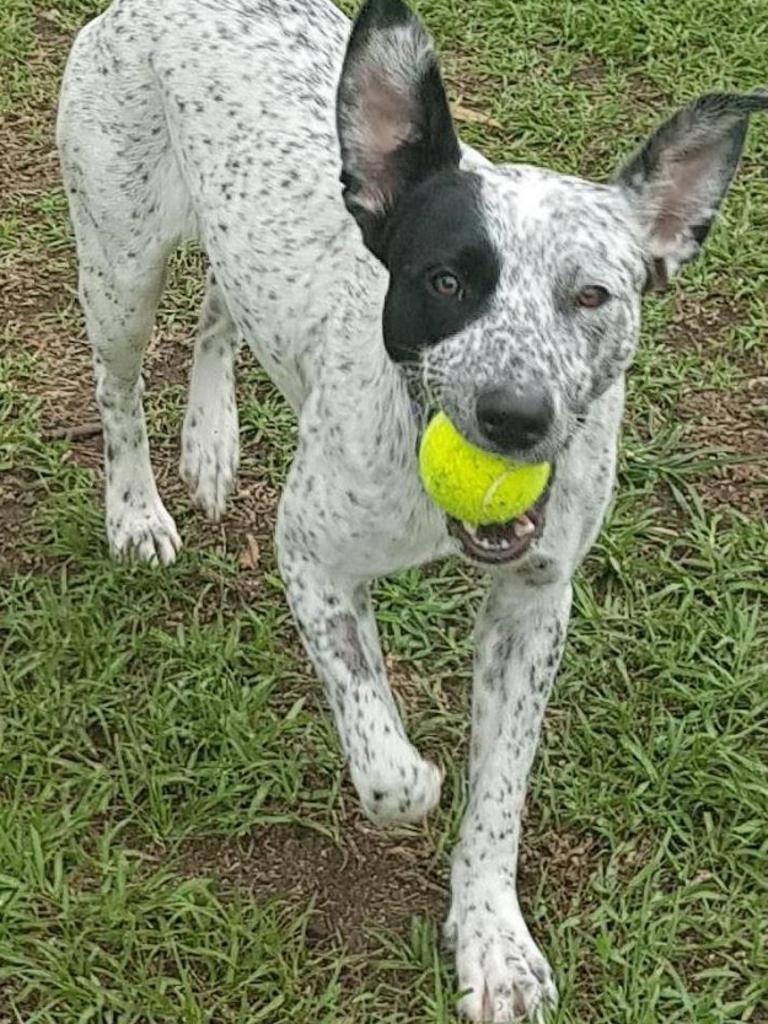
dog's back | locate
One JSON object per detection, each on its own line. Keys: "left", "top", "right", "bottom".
{"left": 58, "top": 0, "right": 379, "bottom": 406}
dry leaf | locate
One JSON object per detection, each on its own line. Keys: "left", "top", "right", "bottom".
{"left": 450, "top": 102, "right": 501, "bottom": 129}
{"left": 239, "top": 533, "right": 261, "bottom": 570}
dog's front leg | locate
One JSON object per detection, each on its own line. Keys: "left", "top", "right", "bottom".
{"left": 449, "top": 575, "right": 572, "bottom": 1022}
{"left": 277, "top": 539, "right": 442, "bottom": 827}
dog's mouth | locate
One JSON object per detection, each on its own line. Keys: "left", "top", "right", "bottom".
{"left": 446, "top": 478, "right": 552, "bottom": 566}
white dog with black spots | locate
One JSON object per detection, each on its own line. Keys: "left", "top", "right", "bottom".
{"left": 57, "top": 0, "right": 766, "bottom": 1017}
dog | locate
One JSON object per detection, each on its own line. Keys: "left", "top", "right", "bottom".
{"left": 57, "top": 0, "right": 766, "bottom": 1017}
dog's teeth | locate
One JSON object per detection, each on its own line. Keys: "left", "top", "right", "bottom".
{"left": 461, "top": 519, "right": 525, "bottom": 552}
{"left": 513, "top": 516, "right": 536, "bottom": 538}
{"left": 462, "top": 521, "right": 481, "bottom": 541}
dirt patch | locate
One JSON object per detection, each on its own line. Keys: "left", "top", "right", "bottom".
{"left": 170, "top": 792, "right": 608, "bottom": 962}
{"left": 34, "top": 9, "right": 67, "bottom": 40}
{"left": 652, "top": 289, "right": 767, "bottom": 515}
{"left": 664, "top": 287, "right": 768, "bottom": 384}
{"left": 665, "top": 290, "right": 746, "bottom": 355}
{"left": 0, "top": 474, "right": 41, "bottom": 574}
{"left": 0, "top": 111, "right": 60, "bottom": 196}
{"left": 176, "top": 820, "right": 448, "bottom": 953}
{"left": 623, "top": 71, "right": 671, "bottom": 108}
{"left": 518, "top": 824, "right": 604, "bottom": 920}
{"left": 571, "top": 56, "right": 608, "bottom": 88}
{"left": 677, "top": 377, "right": 767, "bottom": 514}
{"left": 442, "top": 55, "right": 494, "bottom": 107}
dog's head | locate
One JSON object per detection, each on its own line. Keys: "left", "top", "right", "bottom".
{"left": 336, "top": 0, "right": 765, "bottom": 560}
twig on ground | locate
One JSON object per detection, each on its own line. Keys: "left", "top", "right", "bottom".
{"left": 43, "top": 421, "right": 102, "bottom": 442}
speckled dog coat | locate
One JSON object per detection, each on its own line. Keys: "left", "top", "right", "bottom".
{"left": 57, "top": 0, "right": 766, "bottom": 1016}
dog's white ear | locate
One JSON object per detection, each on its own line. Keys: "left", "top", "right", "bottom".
{"left": 337, "top": 0, "right": 461, "bottom": 261}
{"left": 614, "top": 92, "right": 768, "bottom": 289}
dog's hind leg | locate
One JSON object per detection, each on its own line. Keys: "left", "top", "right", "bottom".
{"left": 58, "top": 29, "right": 190, "bottom": 565}
{"left": 72, "top": 217, "right": 181, "bottom": 565}
{"left": 180, "top": 273, "right": 241, "bottom": 520}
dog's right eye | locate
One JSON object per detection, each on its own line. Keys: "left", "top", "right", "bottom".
{"left": 576, "top": 285, "right": 610, "bottom": 309}
{"left": 429, "top": 270, "right": 464, "bottom": 300}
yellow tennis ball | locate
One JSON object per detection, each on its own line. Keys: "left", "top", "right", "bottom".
{"left": 419, "top": 412, "right": 551, "bottom": 525}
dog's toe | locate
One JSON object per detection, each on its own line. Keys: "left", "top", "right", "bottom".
{"left": 450, "top": 889, "right": 556, "bottom": 1022}
{"left": 108, "top": 501, "right": 181, "bottom": 566}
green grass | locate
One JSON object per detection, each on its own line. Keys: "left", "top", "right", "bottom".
{"left": 1, "top": 0, "right": 767, "bottom": 1021}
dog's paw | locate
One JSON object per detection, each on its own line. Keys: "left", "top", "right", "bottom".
{"left": 107, "top": 497, "right": 181, "bottom": 566}
{"left": 352, "top": 749, "right": 443, "bottom": 826}
{"left": 180, "top": 403, "right": 239, "bottom": 520}
{"left": 447, "top": 890, "right": 556, "bottom": 1022}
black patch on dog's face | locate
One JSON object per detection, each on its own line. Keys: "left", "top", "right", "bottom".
{"left": 381, "top": 169, "right": 501, "bottom": 363}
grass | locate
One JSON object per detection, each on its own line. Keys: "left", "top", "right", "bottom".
{"left": 0, "top": 0, "right": 766, "bottom": 1021}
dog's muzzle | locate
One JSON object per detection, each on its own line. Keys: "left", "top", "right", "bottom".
{"left": 413, "top": 402, "right": 553, "bottom": 565}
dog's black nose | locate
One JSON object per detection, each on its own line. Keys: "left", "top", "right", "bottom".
{"left": 476, "top": 386, "right": 553, "bottom": 452}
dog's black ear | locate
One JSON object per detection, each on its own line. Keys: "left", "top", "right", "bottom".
{"left": 336, "top": 0, "right": 461, "bottom": 261}
{"left": 614, "top": 92, "right": 768, "bottom": 289}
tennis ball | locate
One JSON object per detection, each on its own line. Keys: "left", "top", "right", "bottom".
{"left": 418, "top": 412, "right": 550, "bottom": 525}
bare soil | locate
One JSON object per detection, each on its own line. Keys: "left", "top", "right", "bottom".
{"left": 176, "top": 820, "right": 449, "bottom": 953}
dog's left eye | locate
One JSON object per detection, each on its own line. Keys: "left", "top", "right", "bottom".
{"left": 576, "top": 285, "right": 610, "bottom": 309}
{"left": 430, "top": 270, "right": 464, "bottom": 299}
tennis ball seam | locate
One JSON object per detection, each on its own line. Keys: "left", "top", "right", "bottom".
{"left": 480, "top": 467, "right": 522, "bottom": 519}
